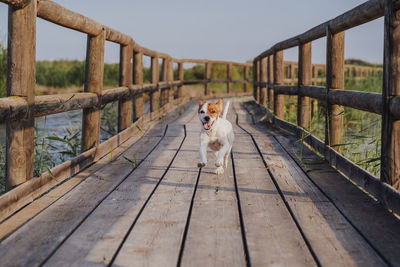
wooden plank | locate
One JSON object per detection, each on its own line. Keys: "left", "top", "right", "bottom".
{"left": 180, "top": 137, "right": 246, "bottom": 265}
{"left": 0, "top": 102, "right": 197, "bottom": 264}
{"left": 0, "top": 98, "right": 190, "bottom": 223}
{"left": 81, "top": 29, "right": 105, "bottom": 152}
{"left": 0, "top": 121, "right": 162, "bottom": 240}
{"left": 0, "top": 123, "right": 182, "bottom": 266}
{"left": 231, "top": 125, "right": 316, "bottom": 266}
{"left": 272, "top": 123, "right": 400, "bottom": 266}
{"left": 42, "top": 126, "right": 185, "bottom": 266}
{"left": 113, "top": 128, "right": 199, "bottom": 266}
{"left": 235, "top": 102, "right": 386, "bottom": 266}
{"left": 6, "top": 0, "right": 36, "bottom": 188}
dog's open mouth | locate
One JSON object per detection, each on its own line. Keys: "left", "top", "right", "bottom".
{"left": 203, "top": 121, "right": 213, "bottom": 130}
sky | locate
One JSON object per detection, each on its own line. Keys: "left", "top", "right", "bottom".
{"left": 0, "top": 0, "right": 384, "bottom": 64}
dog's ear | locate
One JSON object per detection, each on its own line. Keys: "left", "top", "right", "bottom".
{"left": 216, "top": 99, "right": 224, "bottom": 113}
{"left": 199, "top": 99, "right": 206, "bottom": 112}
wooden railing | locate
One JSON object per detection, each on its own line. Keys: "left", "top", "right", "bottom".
{"left": 0, "top": 0, "right": 251, "bottom": 217}
{"left": 253, "top": 0, "right": 400, "bottom": 212}
{"left": 282, "top": 61, "right": 382, "bottom": 85}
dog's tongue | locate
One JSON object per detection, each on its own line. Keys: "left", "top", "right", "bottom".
{"left": 203, "top": 121, "right": 212, "bottom": 130}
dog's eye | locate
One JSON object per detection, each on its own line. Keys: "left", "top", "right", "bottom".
{"left": 211, "top": 110, "right": 216, "bottom": 114}
{"left": 200, "top": 110, "right": 205, "bottom": 114}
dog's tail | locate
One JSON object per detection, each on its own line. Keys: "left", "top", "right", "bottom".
{"left": 222, "top": 100, "right": 230, "bottom": 120}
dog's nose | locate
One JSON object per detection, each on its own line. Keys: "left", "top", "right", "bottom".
{"left": 204, "top": 116, "right": 210, "bottom": 122}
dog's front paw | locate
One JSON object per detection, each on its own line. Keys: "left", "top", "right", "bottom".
{"left": 215, "top": 161, "right": 223, "bottom": 167}
{"left": 198, "top": 162, "right": 206, "bottom": 168}
{"left": 215, "top": 166, "right": 224, "bottom": 175}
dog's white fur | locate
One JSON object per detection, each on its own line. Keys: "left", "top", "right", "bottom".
{"left": 197, "top": 99, "right": 234, "bottom": 175}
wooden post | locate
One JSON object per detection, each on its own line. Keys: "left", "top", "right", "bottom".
{"left": 160, "top": 58, "right": 168, "bottom": 106}
{"left": 253, "top": 60, "right": 259, "bottom": 102}
{"left": 205, "top": 62, "right": 211, "bottom": 95}
{"left": 382, "top": 0, "right": 400, "bottom": 189}
{"left": 118, "top": 44, "right": 133, "bottom": 132}
{"left": 133, "top": 52, "right": 143, "bottom": 121}
{"left": 227, "top": 63, "right": 232, "bottom": 94}
{"left": 274, "top": 50, "right": 284, "bottom": 118}
{"left": 244, "top": 65, "right": 249, "bottom": 92}
{"left": 260, "top": 57, "right": 267, "bottom": 106}
{"left": 168, "top": 59, "right": 174, "bottom": 102}
{"left": 177, "top": 62, "right": 184, "bottom": 98}
{"left": 297, "top": 42, "right": 312, "bottom": 129}
{"left": 150, "top": 56, "right": 159, "bottom": 113}
{"left": 6, "top": 0, "right": 36, "bottom": 188}
{"left": 268, "top": 55, "right": 274, "bottom": 110}
{"left": 81, "top": 29, "right": 105, "bottom": 152}
{"left": 326, "top": 28, "right": 345, "bottom": 151}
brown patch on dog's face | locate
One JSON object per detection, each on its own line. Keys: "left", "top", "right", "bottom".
{"left": 207, "top": 103, "right": 221, "bottom": 120}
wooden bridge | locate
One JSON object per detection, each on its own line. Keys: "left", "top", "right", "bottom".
{"left": 0, "top": 0, "right": 400, "bottom": 266}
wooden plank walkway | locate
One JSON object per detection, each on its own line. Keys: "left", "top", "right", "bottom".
{"left": 0, "top": 98, "right": 400, "bottom": 267}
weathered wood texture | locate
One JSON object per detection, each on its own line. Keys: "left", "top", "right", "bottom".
{"left": 113, "top": 124, "right": 197, "bottom": 266}
{"left": 382, "top": 1, "right": 400, "bottom": 190}
{"left": 118, "top": 44, "right": 133, "bottom": 132}
{"left": 268, "top": 55, "right": 274, "bottom": 110}
{"left": 235, "top": 100, "right": 388, "bottom": 266}
{"left": 1, "top": 98, "right": 399, "bottom": 266}
{"left": 240, "top": 99, "right": 400, "bottom": 265}
{"left": 150, "top": 56, "right": 159, "bottom": 113}
{"left": 273, "top": 50, "right": 284, "bottom": 118}
{"left": 6, "top": 0, "right": 36, "bottom": 188}
{"left": 133, "top": 52, "right": 143, "bottom": 121}
{"left": 0, "top": 0, "right": 30, "bottom": 9}
{"left": 326, "top": 30, "right": 345, "bottom": 151}
{"left": 231, "top": 121, "right": 315, "bottom": 266}
{"left": 297, "top": 42, "right": 312, "bottom": 129}
{"left": 253, "top": 60, "right": 260, "bottom": 102}
{"left": 0, "top": 100, "right": 188, "bottom": 223}
{"left": 260, "top": 57, "right": 267, "bottom": 106}
{"left": 81, "top": 30, "right": 105, "bottom": 152}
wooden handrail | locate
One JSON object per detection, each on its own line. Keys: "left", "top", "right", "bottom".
{"left": 252, "top": 0, "right": 400, "bottom": 194}
{"left": 255, "top": 0, "right": 400, "bottom": 60}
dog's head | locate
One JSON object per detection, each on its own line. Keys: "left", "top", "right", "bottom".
{"left": 198, "top": 99, "right": 224, "bottom": 131}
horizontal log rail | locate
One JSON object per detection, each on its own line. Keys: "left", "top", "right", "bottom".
{"left": 252, "top": 0, "right": 400, "bottom": 212}
{"left": 0, "top": 78, "right": 253, "bottom": 123}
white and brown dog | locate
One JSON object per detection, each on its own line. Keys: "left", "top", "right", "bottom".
{"left": 197, "top": 99, "right": 234, "bottom": 175}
